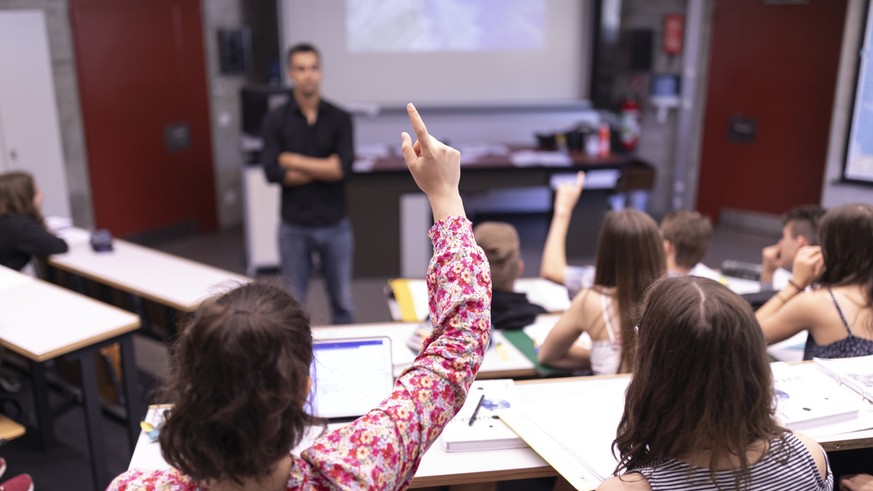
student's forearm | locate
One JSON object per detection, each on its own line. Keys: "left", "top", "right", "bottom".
{"left": 280, "top": 152, "right": 344, "bottom": 181}
{"left": 541, "top": 213, "right": 572, "bottom": 284}
{"left": 760, "top": 267, "right": 775, "bottom": 285}
{"left": 755, "top": 283, "right": 802, "bottom": 324}
{"left": 429, "top": 193, "right": 465, "bottom": 223}
{"left": 539, "top": 346, "right": 591, "bottom": 370}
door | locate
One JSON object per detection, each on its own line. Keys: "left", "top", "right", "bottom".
{"left": 70, "top": 0, "right": 217, "bottom": 237}
{"left": 696, "top": 0, "right": 847, "bottom": 219}
{"left": 0, "top": 10, "right": 71, "bottom": 218}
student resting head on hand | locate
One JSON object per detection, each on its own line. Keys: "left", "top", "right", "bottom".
{"left": 599, "top": 276, "right": 832, "bottom": 491}
{"left": 107, "top": 104, "right": 492, "bottom": 491}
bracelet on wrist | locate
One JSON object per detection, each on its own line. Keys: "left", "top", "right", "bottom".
{"left": 788, "top": 279, "right": 805, "bottom": 291}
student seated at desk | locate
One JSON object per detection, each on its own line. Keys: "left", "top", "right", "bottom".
{"left": 537, "top": 209, "right": 664, "bottom": 374}
{"left": 474, "top": 221, "right": 546, "bottom": 330}
{"left": 760, "top": 204, "right": 826, "bottom": 291}
{"left": 600, "top": 276, "right": 832, "bottom": 491}
{"left": 108, "top": 104, "right": 492, "bottom": 491}
{"left": 756, "top": 204, "right": 873, "bottom": 360}
{"left": 0, "top": 171, "right": 67, "bottom": 272}
{"left": 540, "top": 172, "right": 715, "bottom": 298}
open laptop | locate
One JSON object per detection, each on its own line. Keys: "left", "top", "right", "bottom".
{"left": 307, "top": 337, "right": 395, "bottom": 422}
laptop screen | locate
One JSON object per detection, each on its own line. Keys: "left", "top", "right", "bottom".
{"left": 308, "top": 337, "right": 395, "bottom": 420}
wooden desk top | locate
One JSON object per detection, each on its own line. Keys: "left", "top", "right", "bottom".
{"left": 0, "top": 267, "right": 140, "bottom": 362}
{"left": 48, "top": 229, "right": 250, "bottom": 312}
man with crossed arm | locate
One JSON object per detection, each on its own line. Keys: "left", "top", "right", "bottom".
{"left": 262, "top": 43, "right": 355, "bottom": 324}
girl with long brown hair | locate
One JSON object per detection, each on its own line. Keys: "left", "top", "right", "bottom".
{"left": 0, "top": 171, "right": 67, "bottom": 271}
{"left": 538, "top": 209, "right": 665, "bottom": 374}
{"left": 756, "top": 203, "right": 873, "bottom": 360}
{"left": 600, "top": 276, "right": 831, "bottom": 490}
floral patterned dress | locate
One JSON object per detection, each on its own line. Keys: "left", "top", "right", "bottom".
{"left": 108, "top": 216, "right": 491, "bottom": 491}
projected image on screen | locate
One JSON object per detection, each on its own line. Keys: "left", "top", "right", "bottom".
{"left": 347, "top": 0, "right": 545, "bottom": 52}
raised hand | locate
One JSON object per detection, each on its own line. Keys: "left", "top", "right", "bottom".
{"left": 554, "top": 171, "right": 585, "bottom": 219}
{"left": 400, "top": 103, "right": 465, "bottom": 221}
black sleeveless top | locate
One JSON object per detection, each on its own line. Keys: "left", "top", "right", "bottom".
{"left": 803, "top": 288, "right": 873, "bottom": 360}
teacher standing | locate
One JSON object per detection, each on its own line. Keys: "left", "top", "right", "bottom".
{"left": 262, "top": 43, "right": 355, "bottom": 324}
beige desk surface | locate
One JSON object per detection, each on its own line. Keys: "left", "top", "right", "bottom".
{"left": 0, "top": 266, "right": 140, "bottom": 361}
{"left": 48, "top": 228, "right": 250, "bottom": 312}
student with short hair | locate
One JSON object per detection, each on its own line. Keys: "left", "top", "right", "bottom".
{"left": 108, "top": 104, "right": 492, "bottom": 491}
{"left": 0, "top": 171, "right": 67, "bottom": 272}
{"left": 599, "top": 276, "right": 832, "bottom": 491}
{"left": 756, "top": 203, "right": 873, "bottom": 360}
{"left": 474, "top": 221, "right": 545, "bottom": 330}
{"left": 659, "top": 210, "right": 715, "bottom": 278}
{"left": 761, "top": 204, "right": 826, "bottom": 290}
{"left": 537, "top": 210, "right": 664, "bottom": 374}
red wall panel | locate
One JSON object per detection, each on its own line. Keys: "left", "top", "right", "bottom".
{"left": 71, "top": 0, "right": 217, "bottom": 237}
{"left": 697, "top": 0, "right": 846, "bottom": 220}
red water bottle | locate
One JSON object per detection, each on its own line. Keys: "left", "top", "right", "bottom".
{"left": 598, "top": 122, "right": 611, "bottom": 157}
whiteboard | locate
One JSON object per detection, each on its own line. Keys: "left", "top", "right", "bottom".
{"left": 843, "top": 6, "right": 873, "bottom": 183}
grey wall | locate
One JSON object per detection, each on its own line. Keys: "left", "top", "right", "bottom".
{"left": 201, "top": 0, "right": 247, "bottom": 229}
{"left": 613, "top": 0, "right": 699, "bottom": 217}
{"left": 0, "top": 0, "right": 92, "bottom": 227}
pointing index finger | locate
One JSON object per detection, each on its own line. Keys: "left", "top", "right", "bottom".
{"left": 406, "top": 103, "right": 431, "bottom": 151}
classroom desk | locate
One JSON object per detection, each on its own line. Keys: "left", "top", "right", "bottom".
{"left": 0, "top": 266, "right": 142, "bottom": 490}
{"left": 127, "top": 366, "right": 873, "bottom": 490}
{"left": 48, "top": 228, "right": 250, "bottom": 313}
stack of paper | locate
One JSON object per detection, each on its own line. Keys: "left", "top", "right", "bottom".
{"left": 441, "top": 379, "right": 527, "bottom": 452}
{"left": 771, "top": 362, "right": 867, "bottom": 435}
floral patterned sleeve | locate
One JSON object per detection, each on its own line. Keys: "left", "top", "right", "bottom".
{"left": 300, "top": 216, "right": 492, "bottom": 490}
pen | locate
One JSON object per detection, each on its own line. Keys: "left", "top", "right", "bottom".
{"left": 468, "top": 394, "right": 485, "bottom": 426}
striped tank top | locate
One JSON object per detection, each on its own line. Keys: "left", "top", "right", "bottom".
{"left": 634, "top": 433, "right": 832, "bottom": 490}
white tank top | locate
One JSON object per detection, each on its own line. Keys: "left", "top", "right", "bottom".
{"left": 590, "top": 292, "right": 621, "bottom": 375}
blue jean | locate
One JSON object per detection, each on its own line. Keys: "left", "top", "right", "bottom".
{"left": 278, "top": 218, "right": 355, "bottom": 324}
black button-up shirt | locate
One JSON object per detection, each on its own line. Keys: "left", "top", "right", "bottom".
{"left": 262, "top": 98, "right": 354, "bottom": 227}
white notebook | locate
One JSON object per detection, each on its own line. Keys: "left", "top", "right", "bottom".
{"left": 440, "top": 379, "right": 526, "bottom": 452}
{"left": 771, "top": 362, "right": 864, "bottom": 432}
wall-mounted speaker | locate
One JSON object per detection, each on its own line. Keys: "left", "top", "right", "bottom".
{"left": 217, "top": 27, "right": 252, "bottom": 75}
